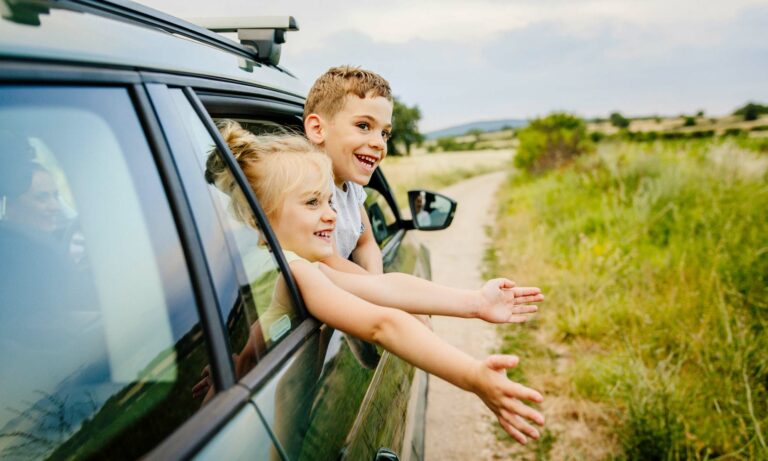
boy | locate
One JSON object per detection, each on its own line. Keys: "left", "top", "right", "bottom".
{"left": 303, "top": 65, "right": 393, "bottom": 274}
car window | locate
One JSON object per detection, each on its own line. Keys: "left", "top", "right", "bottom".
{"left": 165, "top": 89, "right": 303, "bottom": 377}
{"left": 364, "top": 187, "right": 399, "bottom": 246}
{"left": 0, "top": 86, "right": 210, "bottom": 460}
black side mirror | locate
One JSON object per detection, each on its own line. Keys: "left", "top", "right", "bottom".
{"left": 407, "top": 190, "right": 457, "bottom": 231}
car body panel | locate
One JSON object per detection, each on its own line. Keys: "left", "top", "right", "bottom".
{"left": 0, "top": 3, "right": 306, "bottom": 98}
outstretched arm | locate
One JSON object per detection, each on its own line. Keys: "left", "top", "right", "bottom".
{"left": 318, "top": 263, "right": 543, "bottom": 323}
{"left": 290, "top": 260, "right": 544, "bottom": 443}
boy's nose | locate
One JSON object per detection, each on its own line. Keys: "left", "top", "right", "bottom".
{"left": 369, "top": 132, "right": 386, "bottom": 151}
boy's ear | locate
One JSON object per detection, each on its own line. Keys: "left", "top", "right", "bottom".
{"left": 304, "top": 114, "right": 325, "bottom": 145}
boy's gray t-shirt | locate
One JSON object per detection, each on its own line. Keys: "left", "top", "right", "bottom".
{"left": 332, "top": 180, "right": 367, "bottom": 259}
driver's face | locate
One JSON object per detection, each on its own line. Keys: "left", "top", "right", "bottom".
{"left": 10, "top": 169, "right": 61, "bottom": 232}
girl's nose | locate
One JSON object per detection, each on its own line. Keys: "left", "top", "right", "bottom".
{"left": 323, "top": 205, "right": 336, "bottom": 223}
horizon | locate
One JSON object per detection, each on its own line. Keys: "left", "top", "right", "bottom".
{"left": 139, "top": 0, "right": 768, "bottom": 132}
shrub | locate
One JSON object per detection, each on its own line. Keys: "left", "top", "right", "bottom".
{"left": 515, "top": 113, "right": 593, "bottom": 173}
{"left": 684, "top": 116, "right": 697, "bottom": 127}
{"left": 610, "top": 111, "right": 630, "bottom": 129}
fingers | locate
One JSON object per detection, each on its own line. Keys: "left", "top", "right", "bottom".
{"left": 508, "top": 305, "right": 538, "bottom": 315}
{"left": 498, "top": 415, "right": 529, "bottom": 445}
{"left": 508, "top": 381, "right": 544, "bottom": 404}
{"left": 507, "top": 314, "right": 534, "bottom": 323}
{"left": 191, "top": 377, "right": 212, "bottom": 398}
{"left": 500, "top": 409, "right": 542, "bottom": 440}
{"left": 484, "top": 354, "right": 519, "bottom": 372}
{"left": 498, "top": 278, "right": 516, "bottom": 289}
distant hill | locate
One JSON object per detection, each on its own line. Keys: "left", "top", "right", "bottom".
{"left": 424, "top": 119, "right": 528, "bottom": 140}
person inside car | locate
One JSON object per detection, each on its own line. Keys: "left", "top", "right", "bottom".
{"left": 204, "top": 120, "right": 546, "bottom": 444}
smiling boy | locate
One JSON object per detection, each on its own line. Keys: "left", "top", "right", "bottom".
{"left": 303, "top": 66, "right": 393, "bottom": 274}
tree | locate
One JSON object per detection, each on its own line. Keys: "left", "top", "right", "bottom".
{"left": 515, "top": 112, "right": 593, "bottom": 173}
{"left": 609, "top": 111, "right": 630, "bottom": 129}
{"left": 387, "top": 98, "right": 424, "bottom": 155}
{"left": 733, "top": 102, "right": 768, "bottom": 121}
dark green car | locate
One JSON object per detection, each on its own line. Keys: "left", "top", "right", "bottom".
{"left": 0, "top": 1, "right": 455, "bottom": 460}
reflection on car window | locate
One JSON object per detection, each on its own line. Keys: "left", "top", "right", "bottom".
{"left": 166, "top": 90, "right": 302, "bottom": 385}
{"left": 0, "top": 86, "right": 208, "bottom": 459}
{"left": 364, "top": 188, "right": 398, "bottom": 246}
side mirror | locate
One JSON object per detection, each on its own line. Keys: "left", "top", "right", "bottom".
{"left": 407, "top": 190, "right": 457, "bottom": 231}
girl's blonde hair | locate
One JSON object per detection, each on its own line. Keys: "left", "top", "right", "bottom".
{"left": 205, "top": 120, "right": 332, "bottom": 225}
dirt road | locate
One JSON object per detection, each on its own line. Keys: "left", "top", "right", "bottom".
{"left": 421, "top": 170, "right": 518, "bottom": 460}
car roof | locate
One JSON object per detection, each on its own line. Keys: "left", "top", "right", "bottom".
{"left": 0, "top": 0, "right": 307, "bottom": 98}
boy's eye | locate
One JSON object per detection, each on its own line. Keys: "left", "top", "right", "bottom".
{"left": 306, "top": 198, "right": 319, "bottom": 207}
{"left": 382, "top": 130, "right": 392, "bottom": 141}
{"left": 356, "top": 122, "right": 370, "bottom": 130}
{"left": 329, "top": 199, "right": 337, "bottom": 212}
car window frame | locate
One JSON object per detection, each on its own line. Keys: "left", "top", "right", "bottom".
{"left": 0, "top": 63, "right": 255, "bottom": 460}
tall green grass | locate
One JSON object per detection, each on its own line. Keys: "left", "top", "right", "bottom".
{"left": 494, "top": 140, "right": 768, "bottom": 459}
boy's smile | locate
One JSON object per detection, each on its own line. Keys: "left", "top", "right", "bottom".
{"left": 271, "top": 171, "right": 337, "bottom": 262}
{"left": 320, "top": 94, "right": 393, "bottom": 187}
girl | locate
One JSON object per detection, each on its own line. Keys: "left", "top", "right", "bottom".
{"left": 206, "top": 120, "right": 545, "bottom": 444}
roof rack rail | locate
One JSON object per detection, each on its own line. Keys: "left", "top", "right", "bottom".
{"left": 63, "top": 0, "right": 293, "bottom": 65}
{"left": 192, "top": 17, "right": 299, "bottom": 66}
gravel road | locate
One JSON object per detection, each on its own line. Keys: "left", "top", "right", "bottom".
{"left": 420, "top": 170, "right": 518, "bottom": 460}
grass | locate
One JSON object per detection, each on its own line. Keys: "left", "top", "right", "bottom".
{"left": 380, "top": 150, "right": 512, "bottom": 208}
{"left": 488, "top": 140, "right": 768, "bottom": 460}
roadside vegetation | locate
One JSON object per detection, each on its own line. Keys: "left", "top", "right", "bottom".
{"left": 486, "top": 122, "right": 768, "bottom": 459}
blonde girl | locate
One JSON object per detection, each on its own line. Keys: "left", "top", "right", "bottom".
{"left": 206, "top": 120, "right": 545, "bottom": 444}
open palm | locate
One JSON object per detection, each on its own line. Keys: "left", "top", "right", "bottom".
{"left": 477, "top": 278, "right": 543, "bottom": 323}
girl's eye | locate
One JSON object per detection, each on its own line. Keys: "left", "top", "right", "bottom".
{"left": 329, "top": 199, "right": 337, "bottom": 212}
{"left": 382, "top": 130, "right": 392, "bottom": 141}
{"left": 356, "top": 122, "right": 370, "bottom": 130}
{"left": 306, "top": 198, "right": 319, "bottom": 207}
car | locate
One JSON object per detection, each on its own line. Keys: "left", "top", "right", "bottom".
{"left": 0, "top": 1, "right": 457, "bottom": 460}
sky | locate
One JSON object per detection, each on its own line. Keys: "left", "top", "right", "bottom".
{"left": 139, "top": 0, "right": 768, "bottom": 131}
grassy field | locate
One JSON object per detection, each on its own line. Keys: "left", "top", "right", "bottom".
{"left": 487, "top": 140, "right": 768, "bottom": 460}
{"left": 380, "top": 149, "right": 512, "bottom": 209}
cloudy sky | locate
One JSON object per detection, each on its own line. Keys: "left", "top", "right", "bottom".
{"left": 140, "top": 0, "right": 768, "bottom": 131}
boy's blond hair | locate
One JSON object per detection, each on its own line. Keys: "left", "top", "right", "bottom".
{"left": 206, "top": 120, "right": 332, "bottom": 224}
{"left": 304, "top": 65, "right": 392, "bottom": 120}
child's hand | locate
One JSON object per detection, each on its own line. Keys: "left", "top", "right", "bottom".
{"left": 473, "top": 355, "right": 545, "bottom": 445}
{"left": 477, "top": 278, "right": 543, "bottom": 323}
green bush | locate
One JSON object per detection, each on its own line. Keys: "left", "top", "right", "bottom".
{"left": 514, "top": 112, "right": 593, "bottom": 173}
{"left": 610, "top": 111, "right": 631, "bottom": 129}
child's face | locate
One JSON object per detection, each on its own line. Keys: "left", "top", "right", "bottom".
{"left": 271, "top": 171, "right": 336, "bottom": 262}
{"left": 322, "top": 94, "right": 393, "bottom": 187}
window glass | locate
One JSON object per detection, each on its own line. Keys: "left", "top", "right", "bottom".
{"left": 165, "top": 90, "right": 302, "bottom": 380}
{"left": 0, "top": 87, "right": 208, "bottom": 459}
{"left": 364, "top": 187, "right": 398, "bottom": 246}
{"left": 252, "top": 329, "right": 377, "bottom": 461}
